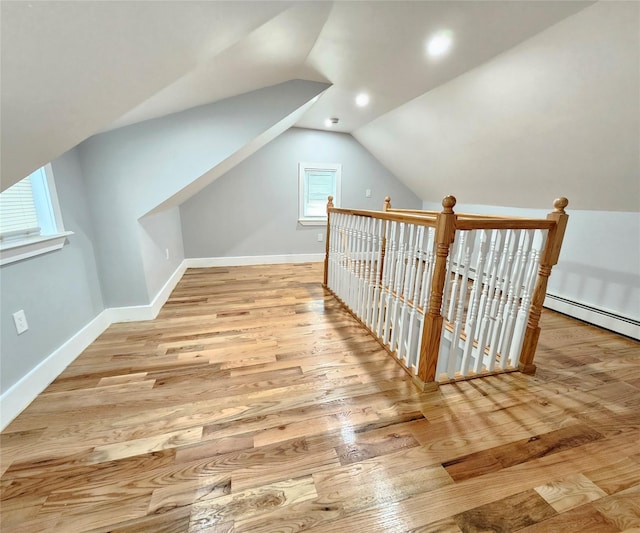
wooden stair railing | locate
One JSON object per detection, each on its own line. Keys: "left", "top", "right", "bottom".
{"left": 323, "top": 195, "right": 569, "bottom": 390}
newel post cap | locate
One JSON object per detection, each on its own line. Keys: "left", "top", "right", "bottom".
{"left": 441, "top": 195, "right": 457, "bottom": 213}
{"left": 553, "top": 197, "right": 568, "bottom": 213}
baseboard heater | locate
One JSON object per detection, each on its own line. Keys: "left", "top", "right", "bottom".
{"left": 544, "top": 293, "right": 639, "bottom": 340}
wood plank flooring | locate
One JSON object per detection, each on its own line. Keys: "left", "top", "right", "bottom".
{"left": 1, "top": 262, "right": 638, "bottom": 532}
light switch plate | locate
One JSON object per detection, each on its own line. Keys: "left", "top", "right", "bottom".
{"left": 13, "top": 310, "right": 28, "bottom": 335}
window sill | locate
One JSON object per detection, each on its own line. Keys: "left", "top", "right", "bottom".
{"left": 298, "top": 219, "right": 328, "bottom": 226}
{"left": 0, "top": 231, "right": 74, "bottom": 266}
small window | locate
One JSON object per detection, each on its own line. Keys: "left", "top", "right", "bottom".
{"left": 0, "top": 164, "right": 71, "bottom": 265}
{"left": 298, "top": 162, "right": 341, "bottom": 225}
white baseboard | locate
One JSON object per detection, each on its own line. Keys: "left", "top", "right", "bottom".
{"left": 0, "top": 261, "right": 188, "bottom": 431}
{"left": 107, "top": 261, "right": 188, "bottom": 322}
{"left": 1, "top": 256, "right": 325, "bottom": 430}
{"left": 9, "top": 256, "right": 632, "bottom": 432}
{"left": 0, "top": 310, "right": 111, "bottom": 430}
{"left": 185, "top": 253, "right": 324, "bottom": 268}
{"left": 544, "top": 293, "right": 640, "bottom": 340}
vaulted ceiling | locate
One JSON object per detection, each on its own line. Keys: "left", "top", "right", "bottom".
{"left": 6, "top": 1, "right": 632, "bottom": 211}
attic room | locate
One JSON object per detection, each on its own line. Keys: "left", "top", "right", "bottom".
{"left": 1, "top": 1, "right": 639, "bottom": 531}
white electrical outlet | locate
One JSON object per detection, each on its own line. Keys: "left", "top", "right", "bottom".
{"left": 365, "top": 189, "right": 372, "bottom": 198}
{"left": 317, "top": 233, "right": 323, "bottom": 242}
{"left": 13, "top": 310, "right": 28, "bottom": 335}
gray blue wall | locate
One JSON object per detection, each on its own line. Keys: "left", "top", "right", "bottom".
{"left": 0, "top": 147, "right": 104, "bottom": 393}
{"left": 180, "top": 127, "right": 422, "bottom": 258}
{"left": 77, "top": 80, "right": 327, "bottom": 307}
{"left": 1, "top": 124, "right": 417, "bottom": 396}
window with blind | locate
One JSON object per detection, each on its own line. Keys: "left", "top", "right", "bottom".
{"left": 0, "top": 164, "right": 70, "bottom": 265}
{"left": 298, "top": 162, "right": 341, "bottom": 225}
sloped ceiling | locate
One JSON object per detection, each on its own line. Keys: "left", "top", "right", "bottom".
{"left": 2, "top": 0, "right": 601, "bottom": 206}
{"left": 0, "top": 0, "right": 292, "bottom": 188}
{"left": 296, "top": 0, "right": 593, "bottom": 133}
{"left": 109, "top": 2, "right": 332, "bottom": 131}
{"left": 354, "top": 1, "right": 639, "bottom": 211}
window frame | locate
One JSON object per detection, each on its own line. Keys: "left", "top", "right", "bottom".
{"left": 298, "top": 162, "right": 341, "bottom": 226}
{"left": 0, "top": 163, "right": 72, "bottom": 266}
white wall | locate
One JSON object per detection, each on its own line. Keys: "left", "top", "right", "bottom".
{"left": 353, "top": 1, "right": 639, "bottom": 337}
{"left": 423, "top": 200, "right": 640, "bottom": 336}
{"left": 356, "top": 2, "right": 639, "bottom": 212}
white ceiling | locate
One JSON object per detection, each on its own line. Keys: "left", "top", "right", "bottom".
{"left": 1, "top": 0, "right": 593, "bottom": 191}
{"left": 354, "top": 1, "right": 639, "bottom": 211}
{"left": 297, "top": 0, "right": 593, "bottom": 132}
{"left": 0, "top": 0, "right": 292, "bottom": 188}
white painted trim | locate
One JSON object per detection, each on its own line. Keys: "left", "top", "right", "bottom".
{"left": 0, "top": 310, "right": 111, "bottom": 430}
{"left": 185, "top": 254, "right": 324, "bottom": 268}
{"left": 544, "top": 293, "right": 640, "bottom": 340}
{"left": 0, "top": 260, "right": 188, "bottom": 430}
{"left": 0, "top": 256, "right": 322, "bottom": 429}
{"left": 0, "top": 231, "right": 74, "bottom": 266}
{"left": 298, "top": 162, "right": 341, "bottom": 225}
{"left": 108, "top": 260, "right": 188, "bottom": 323}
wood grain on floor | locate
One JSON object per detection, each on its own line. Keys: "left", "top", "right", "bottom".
{"left": 1, "top": 263, "right": 638, "bottom": 532}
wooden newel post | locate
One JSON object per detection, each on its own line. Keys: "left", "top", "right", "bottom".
{"left": 323, "top": 195, "right": 334, "bottom": 287}
{"left": 518, "top": 197, "right": 569, "bottom": 374}
{"left": 418, "top": 195, "right": 457, "bottom": 384}
{"left": 380, "top": 196, "right": 391, "bottom": 282}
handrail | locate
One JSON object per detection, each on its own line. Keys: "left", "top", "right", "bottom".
{"left": 324, "top": 194, "right": 569, "bottom": 389}
{"left": 329, "top": 207, "right": 437, "bottom": 226}
{"left": 455, "top": 218, "right": 556, "bottom": 230}
{"left": 384, "top": 206, "right": 557, "bottom": 231}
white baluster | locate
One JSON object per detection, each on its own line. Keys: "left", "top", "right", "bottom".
{"left": 361, "top": 217, "right": 372, "bottom": 324}
{"left": 405, "top": 225, "right": 425, "bottom": 371}
{"left": 384, "top": 222, "right": 400, "bottom": 347}
{"left": 510, "top": 230, "right": 546, "bottom": 366}
{"left": 498, "top": 230, "right": 530, "bottom": 365}
{"left": 342, "top": 214, "right": 352, "bottom": 304}
{"left": 419, "top": 228, "right": 436, "bottom": 311}
{"left": 485, "top": 230, "right": 516, "bottom": 371}
{"left": 415, "top": 226, "right": 435, "bottom": 373}
{"left": 347, "top": 215, "right": 356, "bottom": 309}
{"left": 331, "top": 213, "right": 341, "bottom": 294}
{"left": 446, "top": 232, "right": 466, "bottom": 322}
{"left": 460, "top": 230, "right": 489, "bottom": 376}
{"left": 369, "top": 218, "right": 382, "bottom": 330}
{"left": 354, "top": 216, "right": 365, "bottom": 318}
{"left": 350, "top": 215, "right": 359, "bottom": 310}
{"left": 396, "top": 224, "right": 416, "bottom": 362}
{"left": 389, "top": 223, "right": 408, "bottom": 352}
{"left": 337, "top": 213, "right": 346, "bottom": 302}
{"left": 358, "top": 216, "right": 369, "bottom": 319}
{"left": 446, "top": 231, "right": 475, "bottom": 378}
{"left": 377, "top": 220, "right": 394, "bottom": 338}
{"left": 473, "top": 230, "right": 502, "bottom": 373}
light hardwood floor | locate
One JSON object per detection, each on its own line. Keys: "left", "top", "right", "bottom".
{"left": 1, "top": 263, "right": 639, "bottom": 532}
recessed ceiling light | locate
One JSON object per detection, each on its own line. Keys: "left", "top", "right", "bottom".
{"left": 355, "top": 93, "right": 369, "bottom": 107}
{"left": 427, "top": 31, "right": 453, "bottom": 57}
{"left": 325, "top": 117, "right": 339, "bottom": 127}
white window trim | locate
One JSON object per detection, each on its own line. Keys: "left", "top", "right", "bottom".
{"left": 298, "top": 162, "right": 341, "bottom": 226}
{"left": 0, "top": 231, "right": 73, "bottom": 266}
{"left": 0, "top": 163, "right": 73, "bottom": 266}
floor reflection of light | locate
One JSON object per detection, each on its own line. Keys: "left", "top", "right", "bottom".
{"left": 339, "top": 421, "right": 356, "bottom": 444}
